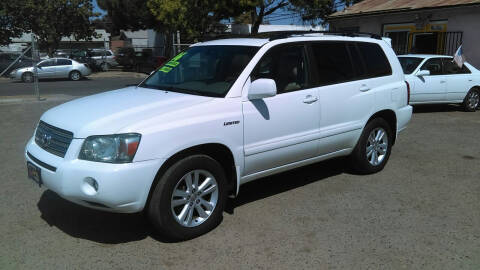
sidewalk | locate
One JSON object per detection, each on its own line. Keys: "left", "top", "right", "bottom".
{"left": 88, "top": 71, "right": 148, "bottom": 79}
{"left": 0, "top": 94, "right": 75, "bottom": 105}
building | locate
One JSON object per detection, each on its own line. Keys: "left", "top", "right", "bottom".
{"left": 328, "top": 0, "right": 480, "bottom": 67}
{"left": 115, "top": 30, "right": 166, "bottom": 56}
{"left": 0, "top": 29, "right": 110, "bottom": 52}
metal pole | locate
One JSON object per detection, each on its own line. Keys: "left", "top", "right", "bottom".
{"left": 103, "top": 38, "right": 108, "bottom": 72}
{"left": 31, "top": 34, "right": 40, "bottom": 100}
{"left": 176, "top": 31, "right": 181, "bottom": 54}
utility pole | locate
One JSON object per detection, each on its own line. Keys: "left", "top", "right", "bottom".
{"left": 31, "top": 34, "right": 41, "bottom": 101}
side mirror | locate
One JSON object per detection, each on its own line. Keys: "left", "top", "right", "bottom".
{"left": 248, "top": 79, "right": 277, "bottom": 100}
{"left": 416, "top": 70, "right": 430, "bottom": 76}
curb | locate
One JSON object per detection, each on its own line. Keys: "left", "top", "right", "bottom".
{"left": 0, "top": 94, "right": 75, "bottom": 105}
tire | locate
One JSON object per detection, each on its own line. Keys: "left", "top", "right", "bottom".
{"left": 349, "top": 118, "right": 393, "bottom": 174}
{"left": 463, "top": 88, "right": 479, "bottom": 112}
{"left": 147, "top": 155, "right": 227, "bottom": 241}
{"left": 69, "top": 70, "right": 81, "bottom": 81}
{"left": 21, "top": 72, "right": 33, "bottom": 83}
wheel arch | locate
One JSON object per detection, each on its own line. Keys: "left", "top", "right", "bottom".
{"left": 367, "top": 109, "right": 397, "bottom": 145}
{"left": 145, "top": 143, "right": 237, "bottom": 210}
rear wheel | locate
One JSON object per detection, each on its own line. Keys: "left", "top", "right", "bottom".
{"left": 147, "top": 155, "right": 227, "bottom": 241}
{"left": 21, "top": 72, "right": 33, "bottom": 83}
{"left": 463, "top": 88, "right": 479, "bottom": 112}
{"left": 69, "top": 70, "right": 81, "bottom": 81}
{"left": 100, "top": 62, "right": 109, "bottom": 71}
{"left": 349, "top": 118, "right": 393, "bottom": 174}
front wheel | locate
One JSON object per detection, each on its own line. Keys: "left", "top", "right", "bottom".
{"left": 21, "top": 72, "right": 33, "bottom": 83}
{"left": 147, "top": 155, "right": 227, "bottom": 241}
{"left": 463, "top": 88, "right": 479, "bottom": 112}
{"left": 349, "top": 118, "right": 393, "bottom": 174}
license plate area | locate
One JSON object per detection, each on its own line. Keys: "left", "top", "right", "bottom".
{"left": 27, "top": 162, "right": 42, "bottom": 186}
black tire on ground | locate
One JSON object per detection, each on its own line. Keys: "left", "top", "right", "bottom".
{"left": 147, "top": 155, "right": 227, "bottom": 241}
{"left": 21, "top": 72, "right": 33, "bottom": 83}
{"left": 69, "top": 70, "right": 81, "bottom": 81}
{"left": 349, "top": 118, "right": 393, "bottom": 174}
{"left": 463, "top": 88, "right": 479, "bottom": 112}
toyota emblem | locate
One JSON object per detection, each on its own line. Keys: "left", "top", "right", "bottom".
{"left": 41, "top": 133, "right": 52, "bottom": 146}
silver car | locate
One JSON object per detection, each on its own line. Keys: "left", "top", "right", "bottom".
{"left": 9, "top": 58, "right": 92, "bottom": 82}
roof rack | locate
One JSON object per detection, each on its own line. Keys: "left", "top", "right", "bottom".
{"left": 260, "top": 30, "right": 382, "bottom": 41}
{"left": 198, "top": 30, "right": 382, "bottom": 42}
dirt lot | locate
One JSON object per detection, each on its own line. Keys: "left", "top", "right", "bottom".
{"left": 0, "top": 98, "right": 479, "bottom": 269}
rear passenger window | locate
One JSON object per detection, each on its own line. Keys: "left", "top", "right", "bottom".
{"left": 442, "top": 58, "right": 470, "bottom": 74}
{"left": 57, "top": 59, "right": 72, "bottom": 65}
{"left": 311, "top": 42, "right": 355, "bottom": 86}
{"left": 356, "top": 42, "right": 392, "bottom": 77}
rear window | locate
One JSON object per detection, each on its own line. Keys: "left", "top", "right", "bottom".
{"left": 356, "top": 42, "right": 392, "bottom": 77}
{"left": 398, "top": 57, "right": 424, "bottom": 74}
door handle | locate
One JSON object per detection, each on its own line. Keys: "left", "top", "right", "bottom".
{"left": 359, "top": 85, "right": 370, "bottom": 92}
{"left": 440, "top": 81, "right": 446, "bottom": 83}
{"left": 303, "top": 95, "right": 318, "bottom": 104}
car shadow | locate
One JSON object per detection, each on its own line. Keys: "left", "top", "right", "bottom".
{"left": 412, "top": 104, "right": 464, "bottom": 113}
{"left": 37, "top": 157, "right": 349, "bottom": 244}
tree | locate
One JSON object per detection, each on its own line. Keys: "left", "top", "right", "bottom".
{"left": 290, "top": 0, "right": 335, "bottom": 24}
{"left": 4, "top": 0, "right": 99, "bottom": 56}
{"left": 96, "top": 0, "right": 159, "bottom": 34}
{"left": 147, "top": 0, "right": 243, "bottom": 38}
{"left": 0, "top": 2, "right": 26, "bottom": 45}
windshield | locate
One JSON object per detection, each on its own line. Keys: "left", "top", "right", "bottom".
{"left": 140, "top": 45, "right": 259, "bottom": 97}
{"left": 398, "top": 57, "right": 424, "bottom": 74}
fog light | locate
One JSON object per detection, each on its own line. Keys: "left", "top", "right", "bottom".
{"left": 82, "top": 177, "right": 99, "bottom": 195}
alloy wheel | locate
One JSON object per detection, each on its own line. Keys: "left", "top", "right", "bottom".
{"left": 170, "top": 169, "right": 219, "bottom": 227}
{"left": 468, "top": 91, "right": 479, "bottom": 109}
{"left": 366, "top": 127, "right": 389, "bottom": 166}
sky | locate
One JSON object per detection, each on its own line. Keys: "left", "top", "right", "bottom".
{"left": 92, "top": 0, "right": 317, "bottom": 26}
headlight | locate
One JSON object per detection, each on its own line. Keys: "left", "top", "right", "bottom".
{"left": 79, "top": 133, "right": 141, "bottom": 163}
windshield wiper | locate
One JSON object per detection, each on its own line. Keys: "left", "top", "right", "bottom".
{"left": 139, "top": 84, "right": 221, "bottom": 97}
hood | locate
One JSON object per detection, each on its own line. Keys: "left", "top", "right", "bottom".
{"left": 40, "top": 87, "right": 214, "bottom": 138}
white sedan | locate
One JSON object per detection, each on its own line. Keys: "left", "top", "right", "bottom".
{"left": 10, "top": 58, "right": 92, "bottom": 82}
{"left": 398, "top": 54, "right": 480, "bottom": 111}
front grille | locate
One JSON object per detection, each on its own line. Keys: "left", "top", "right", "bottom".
{"left": 35, "top": 121, "right": 73, "bottom": 158}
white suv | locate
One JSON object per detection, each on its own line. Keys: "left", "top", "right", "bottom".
{"left": 25, "top": 33, "right": 412, "bottom": 240}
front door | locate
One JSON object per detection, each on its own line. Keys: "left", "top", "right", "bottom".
{"left": 242, "top": 44, "right": 320, "bottom": 175}
{"left": 37, "top": 59, "right": 56, "bottom": 78}
{"left": 411, "top": 58, "right": 447, "bottom": 102}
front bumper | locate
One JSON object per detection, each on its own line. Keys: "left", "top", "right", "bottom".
{"left": 25, "top": 137, "right": 165, "bottom": 213}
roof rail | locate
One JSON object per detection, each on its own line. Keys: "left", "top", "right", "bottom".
{"left": 260, "top": 30, "right": 382, "bottom": 41}
{"left": 197, "top": 30, "right": 382, "bottom": 42}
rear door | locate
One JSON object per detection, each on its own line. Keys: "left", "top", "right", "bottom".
{"left": 55, "top": 59, "right": 73, "bottom": 78}
{"left": 309, "top": 41, "right": 376, "bottom": 155}
{"left": 441, "top": 58, "right": 475, "bottom": 102}
{"left": 412, "top": 58, "right": 446, "bottom": 102}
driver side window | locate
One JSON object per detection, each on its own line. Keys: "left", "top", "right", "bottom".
{"left": 38, "top": 60, "right": 55, "bottom": 67}
{"left": 251, "top": 44, "right": 309, "bottom": 94}
{"left": 420, "top": 58, "right": 442, "bottom": 75}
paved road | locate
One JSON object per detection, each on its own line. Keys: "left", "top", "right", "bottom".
{"left": 0, "top": 76, "right": 144, "bottom": 97}
{"left": 0, "top": 100, "right": 479, "bottom": 269}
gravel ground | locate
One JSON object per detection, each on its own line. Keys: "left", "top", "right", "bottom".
{"left": 0, "top": 99, "right": 479, "bottom": 269}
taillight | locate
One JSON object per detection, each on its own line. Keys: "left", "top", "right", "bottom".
{"left": 405, "top": 81, "right": 410, "bottom": 105}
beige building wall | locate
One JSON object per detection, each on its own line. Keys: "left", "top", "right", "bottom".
{"left": 329, "top": 5, "right": 480, "bottom": 68}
